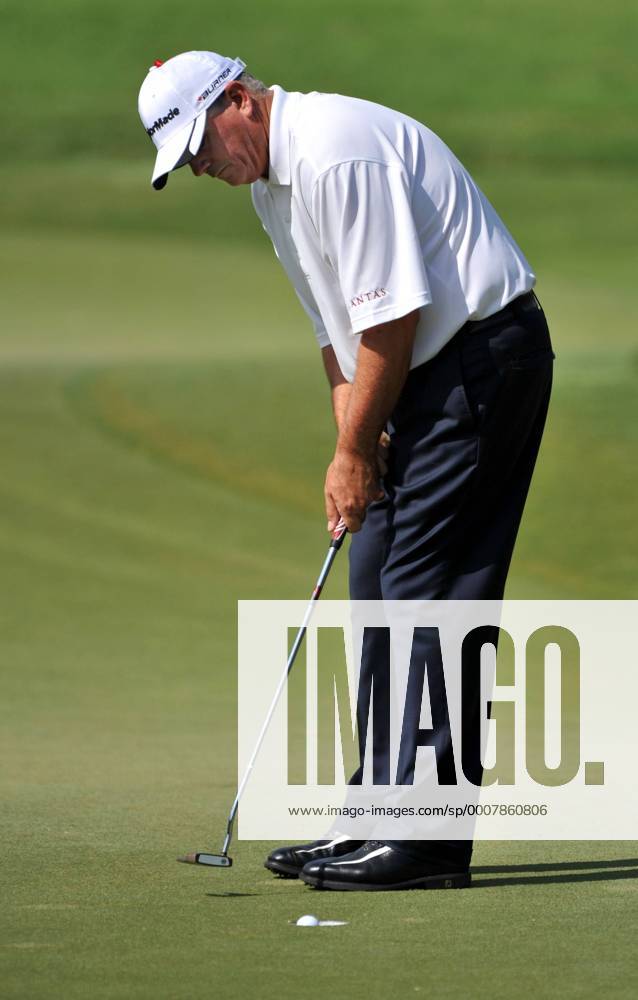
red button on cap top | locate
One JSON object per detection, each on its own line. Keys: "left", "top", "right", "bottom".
{"left": 153, "top": 59, "right": 163, "bottom": 67}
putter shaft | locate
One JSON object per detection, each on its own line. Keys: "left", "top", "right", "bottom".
{"left": 179, "top": 520, "right": 348, "bottom": 869}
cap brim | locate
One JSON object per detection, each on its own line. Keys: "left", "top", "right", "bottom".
{"left": 151, "top": 110, "right": 207, "bottom": 190}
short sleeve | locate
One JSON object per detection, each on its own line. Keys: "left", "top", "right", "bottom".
{"left": 293, "top": 282, "right": 330, "bottom": 348}
{"left": 310, "top": 161, "right": 431, "bottom": 333}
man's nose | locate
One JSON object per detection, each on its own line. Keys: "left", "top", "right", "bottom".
{"left": 190, "top": 156, "right": 207, "bottom": 177}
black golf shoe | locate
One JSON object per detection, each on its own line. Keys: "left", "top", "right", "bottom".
{"left": 264, "top": 836, "right": 365, "bottom": 878}
{"left": 300, "top": 841, "right": 471, "bottom": 891}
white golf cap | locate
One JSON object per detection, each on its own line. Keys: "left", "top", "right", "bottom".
{"left": 138, "top": 51, "right": 246, "bottom": 190}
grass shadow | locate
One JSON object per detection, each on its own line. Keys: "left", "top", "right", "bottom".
{"left": 473, "top": 857, "right": 638, "bottom": 874}
{"left": 205, "top": 891, "right": 261, "bottom": 898}
{"left": 472, "top": 861, "right": 638, "bottom": 889}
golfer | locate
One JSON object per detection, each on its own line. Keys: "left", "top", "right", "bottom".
{"left": 138, "top": 51, "right": 554, "bottom": 891}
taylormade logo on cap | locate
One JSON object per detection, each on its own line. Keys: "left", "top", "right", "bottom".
{"left": 146, "top": 107, "right": 181, "bottom": 137}
{"left": 137, "top": 50, "right": 246, "bottom": 190}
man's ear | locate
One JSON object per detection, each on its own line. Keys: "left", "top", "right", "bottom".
{"left": 225, "top": 81, "right": 248, "bottom": 112}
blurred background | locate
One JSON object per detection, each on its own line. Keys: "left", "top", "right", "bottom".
{"left": 1, "top": 2, "right": 637, "bottom": 997}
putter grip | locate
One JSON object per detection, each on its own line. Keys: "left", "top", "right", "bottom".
{"left": 330, "top": 519, "right": 348, "bottom": 549}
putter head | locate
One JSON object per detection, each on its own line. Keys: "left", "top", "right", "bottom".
{"left": 177, "top": 852, "right": 232, "bottom": 868}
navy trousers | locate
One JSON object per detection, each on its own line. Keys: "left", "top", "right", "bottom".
{"left": 348, "top": 292, "right": 554, "bottom": 867}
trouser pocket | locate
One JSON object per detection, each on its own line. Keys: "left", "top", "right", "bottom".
{"left": 488, "top": 309, "right": 555, "bottom": 374}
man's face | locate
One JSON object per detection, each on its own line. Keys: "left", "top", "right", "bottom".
{"left": 189, "top": 84, "right": 269, "bottom": 186}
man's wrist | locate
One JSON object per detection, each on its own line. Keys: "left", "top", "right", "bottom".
{"left": 335, "top": 434, "right": 377, "bottom": 463}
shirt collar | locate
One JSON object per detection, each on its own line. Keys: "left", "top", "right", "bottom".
{"left": 266, "top": 85, "right": 301, "bottom": 186}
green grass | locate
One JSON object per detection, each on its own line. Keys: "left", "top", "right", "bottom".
{"left": 4, "top": 0, "right": 637, "bottom": 165}
{"left": 1, "top": 235, "right": 637, "bottom": 999}
{"left": 2, "top": 0, "right": 637, "bottom": 997}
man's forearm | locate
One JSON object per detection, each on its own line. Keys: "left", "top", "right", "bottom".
{"left": 322, "top": 310, "right": 419, "bottom": 532}
{"left": 331, "top": 383, "right": 352, "bottom": 432}
{"left": 321, "top": 345, "right": 352, "bottom": 431}
{"left": 338, "top": 310, "right": 419, "bottom": 457}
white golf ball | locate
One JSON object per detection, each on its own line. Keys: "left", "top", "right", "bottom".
{"left": 296, "top": 914, "right": 320, "bottom": 926}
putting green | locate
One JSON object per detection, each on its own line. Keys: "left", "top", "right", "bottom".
{"left": 2, "top": 0, "right": 637, "bottom": 996}
{"left": 1, "top": 233, "right": 636, "bottom": 999}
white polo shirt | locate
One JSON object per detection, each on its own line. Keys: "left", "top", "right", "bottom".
{"left": 251, "top": 86, "right": 535, "bottom": 383}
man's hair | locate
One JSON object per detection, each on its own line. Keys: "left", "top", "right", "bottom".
{"left": 237, "top": 71, "right": 269, "bottom": 96}
{"left": 207, "top": 69, "right": 269, "bottom": 118}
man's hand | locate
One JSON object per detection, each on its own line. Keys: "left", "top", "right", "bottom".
{"left": 377, "top": 430, "right": 391, "bottom": 477}
{"left": 325, "top": 446, "right": 384, "bottom": 533}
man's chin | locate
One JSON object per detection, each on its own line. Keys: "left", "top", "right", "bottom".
{"left": 206, "top": 165, "right": 258, "bottom": 186}
{"left": 206, "top": 166, "right": 230, "bottom": 182}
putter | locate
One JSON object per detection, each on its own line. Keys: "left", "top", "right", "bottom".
{"left": 178, "top": 518, "right": 348, "bottom": 869}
